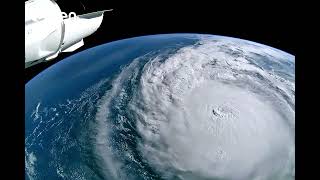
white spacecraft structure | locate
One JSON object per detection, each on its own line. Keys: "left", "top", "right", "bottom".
{"left": 25, "top": 0, "right": 112, "bottom": 68}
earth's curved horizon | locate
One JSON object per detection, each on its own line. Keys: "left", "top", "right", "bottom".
{"left": 26, "top": 33, "right": 295, "bottom": 180}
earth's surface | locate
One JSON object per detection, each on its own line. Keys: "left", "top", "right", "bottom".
{"left": 25, "top": 34, "right": 295, "bottom": 180}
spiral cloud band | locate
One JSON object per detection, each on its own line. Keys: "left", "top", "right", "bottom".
{"left": 93, "top": 37, "right": 295, "bottom": 180}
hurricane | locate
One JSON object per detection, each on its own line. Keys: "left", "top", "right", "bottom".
{"left": 25, "top": 34, "right": 295, "bottom": 180}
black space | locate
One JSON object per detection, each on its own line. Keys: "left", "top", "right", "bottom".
{"left": 4, "top": 0, "right": 317, "bottom": 179}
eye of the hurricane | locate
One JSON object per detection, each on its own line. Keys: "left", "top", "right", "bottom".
{"left": 212, "top": 108, "right": 219, "bottom": 116}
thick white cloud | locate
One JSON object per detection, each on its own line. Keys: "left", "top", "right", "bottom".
{"left": 95, "top": 36, "right": 295, "bottom": 180}
{"left": 129, "top": 38, "right": 294, "bottom": 179}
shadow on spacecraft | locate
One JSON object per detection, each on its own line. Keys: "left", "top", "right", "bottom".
{"left": 25, "top": 0, "right": 112, "bottom": 68}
